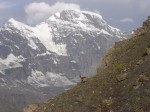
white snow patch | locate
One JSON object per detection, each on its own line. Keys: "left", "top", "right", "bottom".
{"left": 53, "top": 59, "right": 58, "bottom": 65}
{"left": 52, "top": 58, "right": 59, "bottom": 65}
{"left": 0, "top": 70, "right": 5, "bottom": 75}
{"left": 82, "top": 10, "right": 103, "bottom": 20}
{"left": 27, "top": 70, "right": 75, "bottom": 87}
{"left": 8, "top": 18, "right": 23, "bottom": 29}
{"left": 0, "top": 80, "right": 7, "bottom": 86}
{"left": 96, "top": 43, "right": 101, "bottom": 50}
{"left": 77, "top": 22, "right": 87, "bottom": 29}
{"left": 71, "top": 60, "right": 76, "bottom": 63}
{"left": 55, "top": 12, "right": 60, "bottom": 18}
{"left": 36, "top": 51, "right": 51, "bottom": 56}
{"left": 67, "top": 9, "right": 103, "bottom": 20}
{"left": 34, "top": 22, "right": 67, "bottom": 56}
{"left": 14, "top": 45, "right": 19, "bottom": 49}
{"left": 100, "top": 29, "right": 113, "bottom": 36}
{"left": 6, "top": 18, "right": 38, "bottom": 50}
{"left": 76, "top": 21, "right": 99, "bottom": 31}
{"left": 0, "top": 54, "right": 25, "bottom": 74}
{"left": 73, "top": 39, "right": 77, "bottom": 43}
{"left": 27, "top": 39, "right": 38, "bottom": 50}
{"left": 109, "top": 25, "right": 120, "bottom": 32}
{"left": 49, "top": 15, "right": 56, "bottom": 21}
{"left": 1, "top": 78, "right": 5, "bottom": 82}
{"left": 116, "top": 35, "right": 123, "bottom": 39}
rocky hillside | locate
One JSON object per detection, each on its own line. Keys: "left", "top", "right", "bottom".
{"left": 24, "top": 16, "right": 150, "bottom": 112}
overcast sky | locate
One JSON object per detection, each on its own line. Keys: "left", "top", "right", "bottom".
{"left": 0, "top": 0, "right": 150, "bottom": 33}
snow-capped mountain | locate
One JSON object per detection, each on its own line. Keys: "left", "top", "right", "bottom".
{"left": 0, "top": 9, "right": 126, "bottom": 111}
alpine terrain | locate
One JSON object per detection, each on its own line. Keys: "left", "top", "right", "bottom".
{"left": 0, "top": 9, "right": 126, "bottom": 112}
{"left": 23, "top": 16, "right": 150, "bottom": 112}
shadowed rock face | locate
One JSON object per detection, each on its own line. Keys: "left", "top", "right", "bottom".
{"left": 23, "top": 16, "right": 150, "bottom": 112}
{"left": 0, "top": 9, "right": 126, "bottom": 112}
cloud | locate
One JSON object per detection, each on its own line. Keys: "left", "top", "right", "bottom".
{"left": 120, "top": 18, "right": 134, "bottom": 23}
{"left": 25, "top": 2, "right": 80, "bottom": 25}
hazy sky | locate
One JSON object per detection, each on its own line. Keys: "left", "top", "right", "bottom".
{"left": 0, "top": 0, "right": 150, "bottom": 33}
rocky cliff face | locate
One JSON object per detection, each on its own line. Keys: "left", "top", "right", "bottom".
{"left": 24, "top": 16, "right": 150, "bottom": 112}
{"left": 0, "top": 9, "right": 126, "bottom": 112}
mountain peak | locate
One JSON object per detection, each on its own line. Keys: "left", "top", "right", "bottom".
{"left": 61, "top": 9, "right": 103, "bottom": 18}
{"left": 8, "top": 18, "right": 17, "bottom": 23}
{"left": 7, "top": 18, "right": 23, "bottom": 26}
{"left": 47, "top": 9, "right": 103, "bottom": 23}
{"left": 6, "top": 18, "right": 30, "bottom": 30}
{"left": 81, "top": 10, "right": 103, "bottom": 19}
{"left": 46, "top": 9, "right": 116, "bottom": 34}
{"left": 63, "top": 9, "right": 102, "bottom": 21}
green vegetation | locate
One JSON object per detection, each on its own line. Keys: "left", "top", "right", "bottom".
{"left": 23, "top": 17, "right": 150, "bottom": 112}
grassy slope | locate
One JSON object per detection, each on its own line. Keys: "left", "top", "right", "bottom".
{"left": 29, "top": 33, "right": 150, "bottom": 112}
